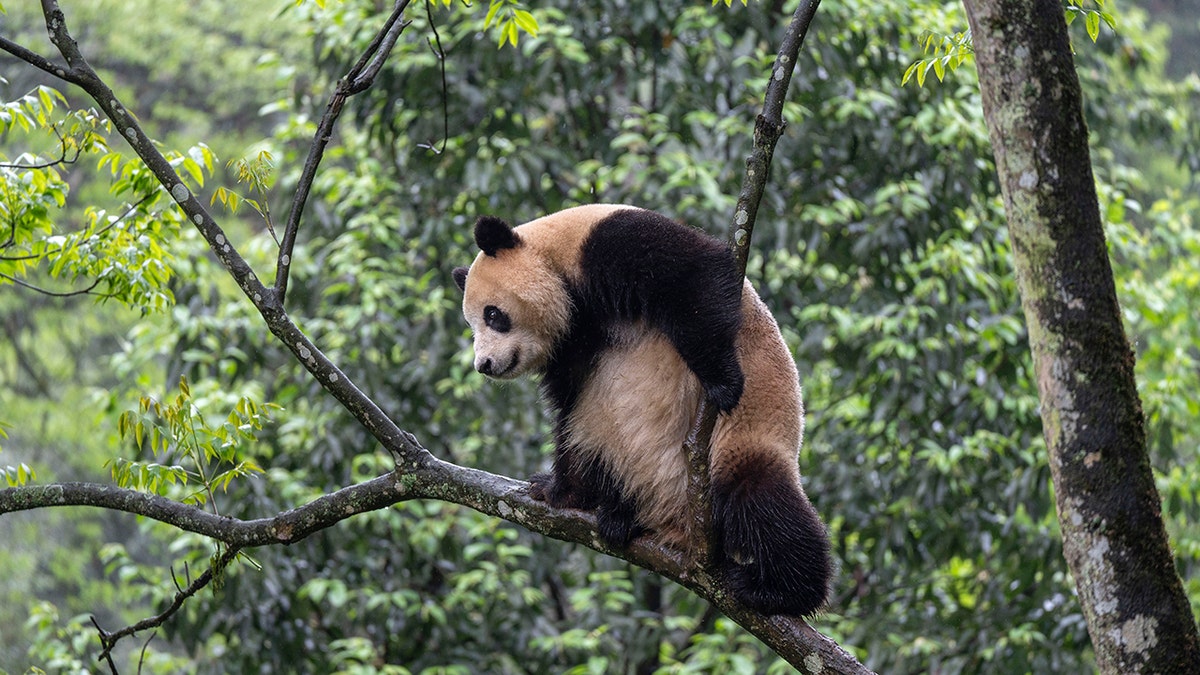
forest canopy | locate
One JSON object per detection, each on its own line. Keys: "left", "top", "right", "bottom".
{"left": 1, "top": 0, "right": 1198, "bottom": 672}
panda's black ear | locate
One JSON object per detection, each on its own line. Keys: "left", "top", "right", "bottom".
{"left": 475, "top": 215, "right": 521, "bottom": 256}
{"left": 452, "top": 266, "right": 469, "bottom": 292}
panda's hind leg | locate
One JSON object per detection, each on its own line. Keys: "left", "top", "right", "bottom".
{"left": 594, "top": 487, "right": 642, "bottom": 547}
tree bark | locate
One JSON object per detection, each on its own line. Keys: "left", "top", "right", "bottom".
{"left": 962, "top": 0, "right": 1200, "bottom": 671}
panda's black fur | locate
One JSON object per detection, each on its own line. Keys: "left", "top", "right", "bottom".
{"left": 453, "top": 204, "right": 832, "bottom": 616}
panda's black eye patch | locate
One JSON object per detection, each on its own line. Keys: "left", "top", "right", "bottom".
{"left": 483, "top": 305, "right": 511, "bottom": 333}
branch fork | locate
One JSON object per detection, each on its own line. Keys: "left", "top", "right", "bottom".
{"left": 0, "top": 1, "right": 871, "bottom": 672}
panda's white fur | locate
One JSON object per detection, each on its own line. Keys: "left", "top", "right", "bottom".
{"left": 563, "top": 325, "right": 702, "bottom": 547}
{"left": 453, "top": 204, "right": 831, "bottom": 616}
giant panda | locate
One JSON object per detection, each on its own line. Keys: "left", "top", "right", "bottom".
{"left": 452, "top": 204, "right": 832, "bottom": 617}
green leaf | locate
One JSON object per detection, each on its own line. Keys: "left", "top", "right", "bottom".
{"left": 483, "top": 1, "right": 502, "bottom": 28}
{"left": 2, "top": 463, "right": 36, "bottom": 487}
{"left": 513, "top": 9, "right": 539, "bottom": 37}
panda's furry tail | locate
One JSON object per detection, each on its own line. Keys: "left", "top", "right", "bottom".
{"left": 712, "top": 463, "right": 833, "bottom": 617}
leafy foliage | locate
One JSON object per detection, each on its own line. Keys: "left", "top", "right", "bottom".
{"left": 212, "top": 150, "right": 278, "bottom": 241}
{"left": 903, "top": 29, "right": 974, "bottom": 86}
{"left": 425, "top": 0, "right": 541, "bottom": 48}
{"left": 903, "top": 0, "right": 1118, "bottom": 87}
{"left": 482, "top": 0, "right": 540, "bottom": 48}
{"left": 0, "top": 0, "right": 1197, "bottom": 673}
{"left": 0, "top": 461, "right": 35, "bottom": 487}
{"left": 0, "top": 84, "right": 217, "bottom": 309}
{"left": 1066, "top": 0, "right": 1118, "bottom": 43}
{"left": 111, "top": 376, "right": 272, "bottom": 507}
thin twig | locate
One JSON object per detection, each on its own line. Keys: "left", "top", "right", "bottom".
{"left": 0, "top": 126, "right": 84, "bottom": 170}
{"left": 274, "top": 0, "right": 414, "bottom": 306}
{"left": 137, "top": 631, "right": 155, "bottom": 675}
{"left": 417, "top": 0, "right": 450, "bottom": 154}
{"left": 93, "top": 546, "right": 241, "bottom": 662}
{"left": 0, "top": 271, "right": 105, "bottom": 297}
{"left": 0, "top": 193, "right": 155, "bottom": 262}
{"left": 89, "top": 616, "right": 119, "bottom": 675}
{"left": 170, "top": 565, "right": 185, "bottom": 594}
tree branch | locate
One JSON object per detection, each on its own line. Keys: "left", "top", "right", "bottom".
{"left": 685, "top": 0, "right": 822, "bottom": 571}
{"left": 0, "top": 33, "right": 88, "bottom": 86}
{"left": 0, "top": 455, "right": 871, "bottom": 674}
{"left": 18, "top": 0, "right": 428, "bottom": 469}
{"left": 0, "top": 271, "right": 105, "bottom": 298}
{"left": 0, "top": 194, "right": 155, "bottom": 262}
{"left": 0, "top": 125, "right": 84, "bottom": 170}
{"left": 1, "top": 2, "right": 873, "bottom": 672}
{"left": 417, "top": 0, "right": 451, "bottom": 154}
{"left": 728, "top": 0, "right": 822, "bottom": 274}
{"left": 274, "top": 0, "right": 414, "bottom": 306}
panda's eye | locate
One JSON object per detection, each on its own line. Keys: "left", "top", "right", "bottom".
{"left": 483, "top": 305, "right": 511, "bottom": 333}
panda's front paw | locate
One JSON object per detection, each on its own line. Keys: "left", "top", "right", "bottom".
{"left": 529, "top": 471, "right": 586, "bottom": 509}
{"left": 527, "top": 472, "right": 556, "bottom": 503}
{"left": 705, "top": 372, "right": 745, "bottom": 413}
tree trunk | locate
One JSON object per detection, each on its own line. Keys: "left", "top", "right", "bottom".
{"left": 962, "top": 0, "right": 1200, "bottom": 671}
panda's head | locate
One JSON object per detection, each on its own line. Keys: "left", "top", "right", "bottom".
{"left": 453, "top": 215, "right": 571, "bottom": 380}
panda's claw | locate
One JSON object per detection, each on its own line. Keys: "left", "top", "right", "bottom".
{"left": 527, "top": 472, "right": 554, "bottom": 502}
{"left": 705, "top": 374, "right": 745, "bottom": 413}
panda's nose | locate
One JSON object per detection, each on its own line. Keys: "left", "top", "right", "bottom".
{"left": 477, "top": 358, "right": 494, "bottom": 376}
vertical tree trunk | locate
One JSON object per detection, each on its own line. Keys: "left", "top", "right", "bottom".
{"left": 961, "top": 0, "right": 1200, "bottom": 671}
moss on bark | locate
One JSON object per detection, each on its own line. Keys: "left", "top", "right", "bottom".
{"left": 963, "top": 0, "right": 1200, "bottom": 671}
